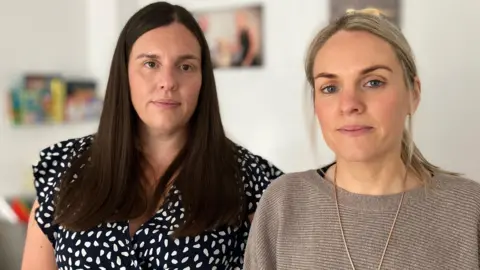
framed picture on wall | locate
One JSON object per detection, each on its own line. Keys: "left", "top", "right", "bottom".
{"left": 329, "top": 0, "right": 401, "bottom": 26}
{"left": 194, "top": 5, "right": 264, "bottom": 69}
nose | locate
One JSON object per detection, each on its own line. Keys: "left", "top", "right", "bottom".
{"left": 339, "top": 86, "right": 366, "bottom": 115}
{"left": 157, "top": 67, "right": 178, "bottom": 91}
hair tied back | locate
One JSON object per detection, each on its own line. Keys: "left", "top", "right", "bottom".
{"left": 345, "top": 7, "right": 383, "bottom": 17}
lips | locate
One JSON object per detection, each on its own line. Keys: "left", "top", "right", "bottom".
{"left": 151, "top": 100, "right": 181, "bottom": 108}
{"left": 337, "top": 125, "right": 373, "bottom": 136}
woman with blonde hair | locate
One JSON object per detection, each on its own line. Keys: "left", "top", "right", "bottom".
{"left": 244, "top": 9, "right": 480, "bottom": 270}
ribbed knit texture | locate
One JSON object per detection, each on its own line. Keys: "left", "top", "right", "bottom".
{"left": 244, "top": 170, "right": 480, "bottom": 270}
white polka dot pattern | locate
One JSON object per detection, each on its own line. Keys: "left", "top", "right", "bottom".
{"left": 33, "top": 135, "right": 283, "bottom": 269}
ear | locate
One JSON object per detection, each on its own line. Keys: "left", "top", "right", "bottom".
{"left": 409, "top": 76, "right": 421, "bottom": 115}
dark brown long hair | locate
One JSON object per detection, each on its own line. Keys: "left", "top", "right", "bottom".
{"left": 54, "top": 1, "right": 244, "bottom": 237}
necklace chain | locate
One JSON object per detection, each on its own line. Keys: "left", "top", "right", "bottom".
{"left": 333, "top": 165, "right": 406, "bottom": 270}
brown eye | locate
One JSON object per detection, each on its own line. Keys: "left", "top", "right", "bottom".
{"left": 180, "top": 64, "right": 193, "bottom": 71}
{"left": 144, "top": 61, "right": 157, "bottom": 69}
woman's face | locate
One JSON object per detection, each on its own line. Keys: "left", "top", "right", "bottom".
{"left": 312, "top": 30, "right": 420, "bottom": 163}
{"left": 128, "top": 22, "right": 202, "bottom": 137}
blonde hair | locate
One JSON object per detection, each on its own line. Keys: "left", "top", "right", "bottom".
{"left": 305, "top": 9, "right": 459, "bottom": 182}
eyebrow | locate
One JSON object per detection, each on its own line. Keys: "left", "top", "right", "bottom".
{"left": 314, "top": 64, "right": 393, "bottom": 80}
{"left": 135, "top": 53, "right": 200, "bottom": 62}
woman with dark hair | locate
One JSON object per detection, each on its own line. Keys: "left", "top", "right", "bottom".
{"left": 21, "top": 2, "right": 282, "bottom": 269}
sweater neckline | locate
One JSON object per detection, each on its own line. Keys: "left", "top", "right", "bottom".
{"left": 308, "top": 168, "right": 436, "bottom": 212}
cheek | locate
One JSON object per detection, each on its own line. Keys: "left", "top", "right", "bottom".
{"left": 183, "top": 76, "right": 202, "bottom": 106}
{"left": 128, "top": 69, "right": 150, "bottom": 106}
{"left": 314, "top": 97, "right": 335, "bottom": 129}
{"left": 373, "top": 91, "right": 409, "bottom": 131}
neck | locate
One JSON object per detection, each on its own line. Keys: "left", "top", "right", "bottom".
{"left": 330, "top": 153, "right": 410, "bottom": 196}
{"left": 139, "top": 126, "right": 187, "bottom": 173}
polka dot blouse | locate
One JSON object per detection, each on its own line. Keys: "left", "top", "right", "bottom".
{"left": 33, "top": 135, "right": 283, "bottom": 270}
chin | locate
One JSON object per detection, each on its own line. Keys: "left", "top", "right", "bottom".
{"left": 338, "top": 155, "right": 375, "bottom": 163}
{"left": 333, "top": 147, "right": 380, "bottom": 163}
{"left": 327, "top": 137, "right": 382, "bottom": 162}
{"left": 140, "top": 120, "right": 176, "bottom": 135}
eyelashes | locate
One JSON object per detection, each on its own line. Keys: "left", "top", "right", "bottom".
{"left": 320, "top": 85, "right": 337, "bottom": 94}
{"left": 319, "top": 79, "right": 386, "bottom": 94}
{"left": 364, "top": 79, "right": 385, "bottom": 88}
{"left": 142, "top": 61, "right": 197, "bottom": 72}
{"left": 144, "top": 61, "right": 157, "bottom": 69}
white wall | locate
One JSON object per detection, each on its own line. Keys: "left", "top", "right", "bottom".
{"left": 0, "top": 0, "right": 98, "bottom": 196}
{"left": 401, "top": 1, "right": 480, "bottom": 179}
{"left": 1, "top": 0, "right": 479, "bottom": 196}
{"left": 86, "top": 0, "right": 120, "bottom": 97}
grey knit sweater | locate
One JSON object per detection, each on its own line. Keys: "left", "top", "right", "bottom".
{"left": 244, "top": 169, "right": 480, "bottom": 270}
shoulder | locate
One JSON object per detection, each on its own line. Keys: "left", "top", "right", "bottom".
{"left": 33, "top": 135, "right": 94, "bottom": 195}
{"left": 260, "top": 170, "right": 321, "bottom": 202}
{"left": 32, "top": 134, "right": 94, "bottom": 244}
{"left": 34, "top": 135, "right": 93, "bottom": 169}
{"left": 233, "top": 143, "right": 283, "bottom": 180}
{"left": 434, "top": 173, "right": 480, "bottom": 207}
{"left": 231, "top": 143, "right": 284, "bottom": 213}
{"left": 248, "top": 170, "right": 322, "bottom": 230}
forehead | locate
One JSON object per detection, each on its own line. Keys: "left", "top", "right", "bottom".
{"left": 131, "top": 22, "right": 201, "bottom": 57}
{"left": 314, "top": 30, "right": 400, "bottom": 74}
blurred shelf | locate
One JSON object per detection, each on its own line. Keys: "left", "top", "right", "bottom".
{"left": 8, "top": 119, "right": 99, "bottom": 129}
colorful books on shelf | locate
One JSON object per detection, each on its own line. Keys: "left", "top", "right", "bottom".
{"left": 6, "top": 73, "right": 103, "bottom": 126}
{"left": 0, "top": 196, "right": 34, "bottom": 224}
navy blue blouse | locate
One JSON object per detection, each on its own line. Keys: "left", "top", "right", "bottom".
{"left": 33, "top": 135, "right": 283, "bottom": 269}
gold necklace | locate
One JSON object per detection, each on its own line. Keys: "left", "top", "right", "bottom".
{"left": 333, "top": 165, "right": 406, "bottom": 270}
